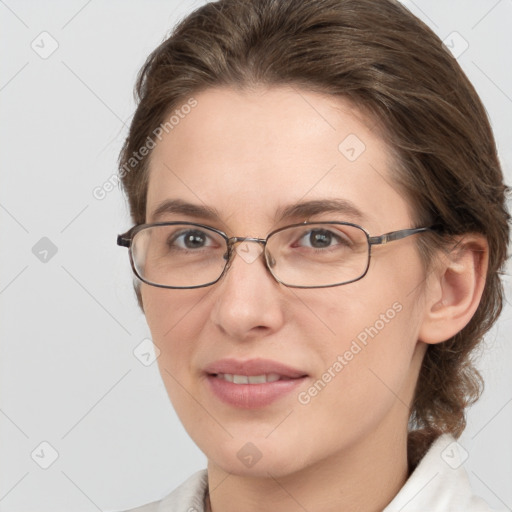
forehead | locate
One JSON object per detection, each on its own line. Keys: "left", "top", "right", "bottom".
{"left": 146, "top": 86, "right": 412, "bottom": 233}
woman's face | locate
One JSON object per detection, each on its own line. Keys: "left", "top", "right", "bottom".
{"left": 142, "top": 86, "right": 429, "bottom": 477}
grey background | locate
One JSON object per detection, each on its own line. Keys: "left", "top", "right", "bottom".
{"left": 0, "top": 1, "right": 511, "bottom": 511}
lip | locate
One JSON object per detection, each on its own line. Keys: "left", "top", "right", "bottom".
{"left": 204, "top": 358, "right": 308, "bottom": 378}
{"left": 204, "top": 358, "right": 308, "bottom": 409}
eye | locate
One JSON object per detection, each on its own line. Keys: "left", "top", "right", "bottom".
{"left": 169, "top": 229, "right": 216, "bottom": 250}
{"left": 295, "top": 228, "right": 351, "bottom": 249}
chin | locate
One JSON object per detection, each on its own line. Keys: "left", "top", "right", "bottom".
{"left": 204, "top": 435, "right": 309, "bottom": 479}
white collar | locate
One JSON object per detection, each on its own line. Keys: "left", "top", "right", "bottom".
{"left": 383, "top": 433, "right": 492, "bottom": 511}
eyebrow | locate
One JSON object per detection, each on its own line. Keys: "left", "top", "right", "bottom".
{"left": 274, "top": 198, "right": 366, "bottom": 223}
{"left": 149, "top": 198, "right": 366, "bottom": 225}
{"left": 151, "top": 199, "right": 221, "bottom": 222}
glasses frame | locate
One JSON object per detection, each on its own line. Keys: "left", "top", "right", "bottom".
{"left": 117, "top": 221, "right": 435, "bottom": 289}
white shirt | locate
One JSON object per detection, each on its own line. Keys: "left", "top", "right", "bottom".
{"left": 118, "top": 434, "right": 498, "bottom": 511}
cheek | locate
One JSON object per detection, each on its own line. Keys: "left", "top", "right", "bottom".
{"left": 291, "top": 292, "right": 421, "bottom": 453}
{"left": 141, "top": 286, "right": 208, "bottom": 373}
{"left": 296, "top": 250, "right": 425, "bottom": 397}
{"left": 298, "top": 288, "right": 418, "bottom": 384}
{"left": 142, "top": 287, "right": 212, "bottom": 425}
{"left": 142, "top": 285, "right": 208, "bottom": 334}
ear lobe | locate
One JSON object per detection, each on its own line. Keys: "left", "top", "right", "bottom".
{"left": 418, "top": 234, "right": 488, "bottom": 345}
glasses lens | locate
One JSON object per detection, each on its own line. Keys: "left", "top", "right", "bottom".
{"left": 131, "top": 224, "right": 228, "bottom": 288}
{"left": 266, "top": 223, "right": 369, "bottom": 287}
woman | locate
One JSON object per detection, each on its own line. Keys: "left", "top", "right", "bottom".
{"left": 115, "top": 0, "right": 510, "bottom": 510}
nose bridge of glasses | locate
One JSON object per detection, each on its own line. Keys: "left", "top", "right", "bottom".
{"left": 228, "top": 236, "right": 267, "bottom": 247}
{"left": 226, "top": 237, "right": 267, "bottom": 259}
{"left": 224, "top": 236, "right": 276, "bottom": 268}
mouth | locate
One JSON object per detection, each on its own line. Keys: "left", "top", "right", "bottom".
{"left": 204, "top": 358, "right": 309, "bottom": 408}
{"left": 210, "top": 372, "right": 299, "bottom": 384}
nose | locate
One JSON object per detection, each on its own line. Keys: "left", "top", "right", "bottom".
{"left": 209, "top": 240, "right": 286, "bottom": 340}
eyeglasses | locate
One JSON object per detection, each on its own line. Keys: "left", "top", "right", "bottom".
{"left": 117, "top": 221, "right": 434, "bottom": 289}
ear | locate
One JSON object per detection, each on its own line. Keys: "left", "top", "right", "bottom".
{"left": 418, "top": 233, "right": 489, "bottom": 344}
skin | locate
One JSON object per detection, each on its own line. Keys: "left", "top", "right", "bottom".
{"left": 141, "top": 85, "right": 488, "bottom": 512}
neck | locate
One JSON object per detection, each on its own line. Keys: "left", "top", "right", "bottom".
{"left": 206, "top": 425, "right": 410, "bottom": 512}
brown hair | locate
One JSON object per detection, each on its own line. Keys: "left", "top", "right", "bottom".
{"left": 118, "top": 0, "right": 510, "bottom": 466}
